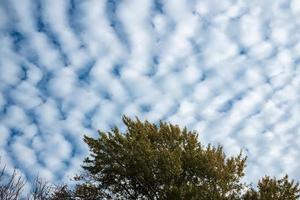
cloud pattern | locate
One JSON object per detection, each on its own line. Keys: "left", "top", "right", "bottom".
{"left": 1, "top": 0, "right": 300, "bottom": 186}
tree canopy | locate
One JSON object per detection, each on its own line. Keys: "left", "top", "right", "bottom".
{"left": 71, "top": 116, "right": 300, "bottom": 200}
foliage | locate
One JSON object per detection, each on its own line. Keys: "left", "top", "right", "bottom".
{"left": 49, "top": 185, "right": 73, "bottom": 200}
{"left": 243, "top": 175, "right": 300, "bottom": 200}
{"left": 77, "top": 116, "right": 248, "bottom": 199}
{"left": 75, "top": 116, "right": 300, "bottom": 199}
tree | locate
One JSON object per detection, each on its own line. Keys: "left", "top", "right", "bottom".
{"left": 27, "top": 177, "right": 52, "bottom": 200}
{"left": 49, "top": 185, "right": 73, "bottom": 200}
{"left": 243, "top": 175, "right": 300, "bottom": 200}
{"left": 0, "top": 159, "right": 57, "bottom": 200}
{"left": 0, "top": 165, "right": 25, "bottom": 200}
{"left": 76, "top": 116, "right": 248, "bottom": 200}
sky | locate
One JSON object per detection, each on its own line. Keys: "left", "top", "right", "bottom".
{"left": 0, "top": 0, "right": 300, "bottom": 187}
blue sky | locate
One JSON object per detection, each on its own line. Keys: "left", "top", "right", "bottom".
{"left": 1, "top": 0, "right": 300, "bottom": 187}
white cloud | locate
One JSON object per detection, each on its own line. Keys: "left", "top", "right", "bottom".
{"left": 0, "top": 50, "right": 21, "bottom": 87}
{"left": 48, "top": 68, "right": 77, "bottom": 98}
{"left": 0, "top": 125, "right": 10, "bottom": 147}
{"left": 11, "top": 81, "right": 42, "bottom": 109}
